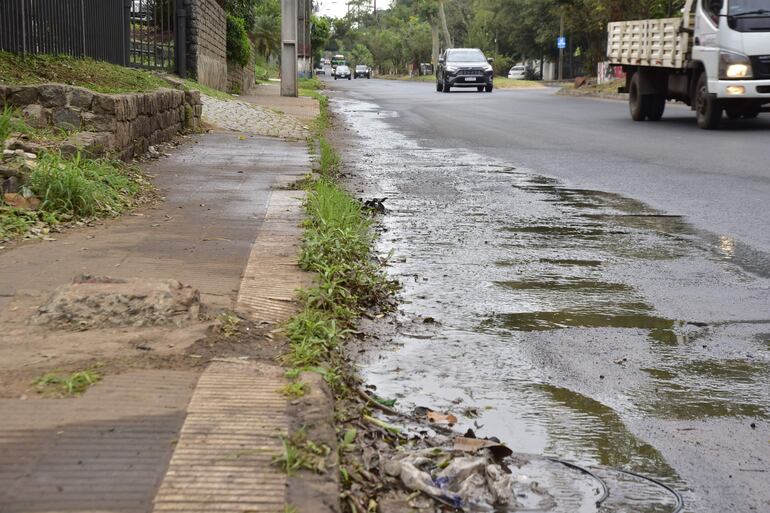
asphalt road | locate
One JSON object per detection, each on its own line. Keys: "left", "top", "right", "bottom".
{"left": 330, "top": 78, "right": 770, "bottom": 255}
{"left": 328, "top": 77, "right": 770, "bottom": 513}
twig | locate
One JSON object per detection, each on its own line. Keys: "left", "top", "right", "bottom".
{"left": 357, "top": 387, "right": 399, "bottom": 415}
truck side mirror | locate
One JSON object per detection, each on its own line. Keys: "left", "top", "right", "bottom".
{"left": 709, "top": 0, "right": 723, "bottom": 13}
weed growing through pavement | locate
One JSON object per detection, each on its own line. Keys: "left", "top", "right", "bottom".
{"left": 272, "top": 428, "right": 330, "bottom": 476}
{"left": 217, "top": 312, "right": 241, "bottom": 338}
{"left": 34, "top": 368, "right": 102, "bottom": 396}
{"left": 280, "top": 380, "right": 309, "bottom": 398}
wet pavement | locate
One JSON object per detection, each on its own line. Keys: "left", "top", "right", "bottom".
{"left": 331, "top": 87, "right": 770, "bottom": 513}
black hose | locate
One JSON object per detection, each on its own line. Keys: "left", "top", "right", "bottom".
{"left": 545, "top": 456, "right": 610, "bottom": 508}
{"left": 611, "top": 467, "right": 685, "bottom": 513}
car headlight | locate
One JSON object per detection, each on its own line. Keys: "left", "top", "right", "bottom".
{"left": 719, "top": 51, "right": 753, "bottom": 79}
{"left": 446, "top": 65, "right": 458, "bottom": 73}
{"left": 483, "top": 64, "right": 493, "bottom": 72}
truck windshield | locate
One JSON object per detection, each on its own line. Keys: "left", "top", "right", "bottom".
{"left": 447, "top": 50, "right": 486, "bottom": 62}
{"left": 729, "top": 0, "right": 770, "bottom": 15}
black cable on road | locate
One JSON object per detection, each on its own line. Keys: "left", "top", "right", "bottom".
{"left": 545, "top": 456, "right": 610, "bottom": 508}
{"left": 611, "top": 467, "right": 685, "bottom": 513}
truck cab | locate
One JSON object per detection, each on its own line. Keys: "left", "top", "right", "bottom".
{"left": 609, "top": 0, "right": 770, "bottom": 128}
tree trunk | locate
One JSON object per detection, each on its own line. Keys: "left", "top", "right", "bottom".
{"left": 438, "top": 1, "right": 452, "bottom": 49}
{"left": 431, "top": 20, "right": 440, "bottom": 66}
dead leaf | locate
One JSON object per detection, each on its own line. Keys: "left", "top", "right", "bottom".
{"left": 427, "top": 410, "right": 458, "bottom": 425}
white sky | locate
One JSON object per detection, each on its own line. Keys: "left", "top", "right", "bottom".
{"left": 316, "top": 0, "right": 394, "bottom": 18}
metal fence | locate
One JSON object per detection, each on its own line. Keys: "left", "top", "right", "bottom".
{"left": 0, "top": 0, "right": 128, "bottom": 64}
{"left": 0, "top": 0, "right": 185, "bottom": 74}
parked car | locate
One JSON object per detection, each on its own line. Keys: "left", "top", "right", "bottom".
{"left": 334, "top": 65, "right": 351, "bottom": 80}
{"left": 354, "top": 65, "right": 372, "bottom": 79}
{"left": 436, "top": 48, "right": 494, "bottom": 93}
{"left": 507, "top": 64, "right": 526, "bottom": 80}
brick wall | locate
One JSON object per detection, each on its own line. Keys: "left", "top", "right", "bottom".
{"left": 185, "top": 0, "right": 227, "bottom": 91}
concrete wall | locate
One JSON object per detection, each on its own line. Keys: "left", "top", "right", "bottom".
{"left": 0, "top": 84, "right": 203, "bottom": 160}
{"left": 185, "top": 0, "right": 227, "bottom": 91}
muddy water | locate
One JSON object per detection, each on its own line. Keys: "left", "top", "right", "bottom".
{"left": 336, "top": 98, "right": 770, "bottom": 513}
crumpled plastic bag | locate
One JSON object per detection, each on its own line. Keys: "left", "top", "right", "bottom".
{"left": 385, "top": 448, "right": 521, "bottom": 512}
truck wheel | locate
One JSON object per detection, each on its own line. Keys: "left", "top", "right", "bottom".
{"left": 628, "top": 73, "right": 650, "bottom": 121}
{"left": 695, "top": 73, "right": 722, "bottom": 129}
{"left": 647, "top": 95, "right": 666, "bottom": 121}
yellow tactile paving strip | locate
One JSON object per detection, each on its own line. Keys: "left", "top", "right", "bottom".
{"left": 152, "top": 361, "right": 289, "bottom": 513}
{"left": 236, "top": 190, "right": 313, "bottom": 322}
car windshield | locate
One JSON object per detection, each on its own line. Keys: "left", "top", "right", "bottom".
{"left": 356, "top": 65, "right": 367, "bottom": 70}
{"left": 729, "top": 0, "right": 770, "bottom": 15}
{"left": 447, "top": 50, "right": 485, "bottom": 63}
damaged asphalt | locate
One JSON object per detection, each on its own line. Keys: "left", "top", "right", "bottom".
{"left": 327, "top": 78, "right": 770, "bottom": 513}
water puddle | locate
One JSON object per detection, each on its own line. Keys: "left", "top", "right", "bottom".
{"left": 335, "top": 96, "right": 770, "bottom": 513}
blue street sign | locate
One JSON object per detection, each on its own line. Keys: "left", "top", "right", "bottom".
{"left": 557, "top": 36, "right": 566, "bottom": 49}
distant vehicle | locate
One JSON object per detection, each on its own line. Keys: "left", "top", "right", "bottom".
{"left": 331, "top": 54, "right": 346, "bottom": 70}
{"left": 334, "top": 65, "right": 352, "bottom": 80}
{"left": 436, "top": 48, "right": 494, "bottom": 93}
{"left": 354, "top": 65, "right": 372, "bottom": 79}
{"left": 507, "top": 64, "right": 526, "bottom": 80}
{"left": 315, "top": 67, "right": 326, "bottom": 76}
{"left": 131, "top": 0, "right": 153, "bottom": 22}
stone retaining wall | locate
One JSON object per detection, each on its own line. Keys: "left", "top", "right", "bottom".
{"left": 0, "top": 84, "right": 203, "bottom": 160}
{"left": 227, "top": 55, "right": 256, "bottom": 95}
{"left": 185, "top": 0, "right": 227, "bottom": 91}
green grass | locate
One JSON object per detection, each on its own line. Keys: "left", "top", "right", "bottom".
{"left": 29, "top": 153, "right": 142, "bottom": 217}
{"left": 495, "top": 77, "right": 544, "bottom": 89}
{"left": 280, "top": 380, "right": 309, "bottom": 398}
{"left": 271, "top": 429, "right": 330, "bottom": 476}
{"left": 34, "top": 368, "right": 102, "bottom": 396}
{"left": 0, "top": 51, "right": 169, "bottom": 93}
{"left": 0, "top": 107, "right": 12, "bottom": 144}
{"left": 299, "top": 76, "right": 324, "bottom": 91}
{"left": 182, "top": 78, "right": 235, "bottom": 101}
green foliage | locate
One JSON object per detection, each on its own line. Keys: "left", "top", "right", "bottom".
{"left": 318, "top": 139, "right": 341, "bottom": 177}
{"left": 490, "top": 53, "right": 514, "bottom": 77}
{"left": 311, "top": 16, "right": 332, "bottom": 65}
{"left": 0, "top": 51, "right": 168, "bottom": 93}
{"left": 272, "top": 429, "right": 330, "bottom": 476}
{"left": 0, "top": 107, "right": 12, "bottom": 144}
{"left": 226, "top": 15, "right": 252, "bottom": 67}
{"left": 182, "top": 78, "right": 235, "bottom": 101}
{"left": 280, "top": 380, "right": 309, "bottom": 398}
{"left": 29, "top": 153, "right": 140, "bottom": 217}
{"left": 34, "top": 368, "right": 102, "bottom": 396}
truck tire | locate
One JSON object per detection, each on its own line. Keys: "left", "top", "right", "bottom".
{"left": 695, "top": 73, "right": 722, "bottom": 129}
{"left": 628, "top": 73, "right": 650, "bottom": 121}
{"left": 647, "top": 95, "right": 666, "bottom": 121}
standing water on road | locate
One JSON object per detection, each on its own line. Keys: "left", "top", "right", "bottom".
{"left": 335, "top": 97, "right": 770, "bottom": 513}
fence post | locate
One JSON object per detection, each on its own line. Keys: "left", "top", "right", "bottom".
{"left": 123, "top": 0, "right": 132, "bottom": 66}
{"left": 21, "top": 0, "right": 28, "bottom": 54}
{"left": 176, "top": 4, "right": 187, "bottom": 78}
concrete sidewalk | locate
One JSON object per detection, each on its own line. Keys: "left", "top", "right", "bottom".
{"left": 0, "top": 127, "right": 313, "bottom": 512}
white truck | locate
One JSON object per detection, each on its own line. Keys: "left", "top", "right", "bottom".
{"left": 607, "top": 0, "right": 770, "bottom": 128}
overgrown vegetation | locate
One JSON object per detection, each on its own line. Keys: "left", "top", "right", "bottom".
{"left": 29, "top": 153, "right": 143, "bottom": 217}
{"left": 0, "top": 52, "right": 169, "bottom": 93}
{"left": 182, "top": 78, "right": 235, "bottom": 101}
{"left": 272, "top": 428, "right": 330, "bottom": 476}
{"left": 34, "top": 368, "right": 102, "bottom": 396}
{"left": 226, "top": 14, "right": 253, "bottom": 67}
{"left": 1, "top": 110, "right": 152, "bottom": 241}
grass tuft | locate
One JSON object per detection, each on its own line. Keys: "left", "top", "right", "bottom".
{"left": 34, "top": 368, "right": 102, "bottom": 396}
{"left": 29, "top": 152, "right": 141, "bottom": 217}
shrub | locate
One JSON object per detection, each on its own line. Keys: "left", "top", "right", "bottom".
{"left": 226, "top": 15, "right": 252, "bottom": 67}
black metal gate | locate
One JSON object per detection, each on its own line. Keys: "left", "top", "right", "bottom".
{"left": 0, "top": 0, "right": 185, "bottom": 75}
{"left": 129, "top": 0, "right": 177, "bottom": 71}
{"left": 0, "top": 0, "right": 127, "bottom": 64}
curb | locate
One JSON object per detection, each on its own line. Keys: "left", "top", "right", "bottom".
{"left": 557, "top": 87, "right": 628, "bottom": 101}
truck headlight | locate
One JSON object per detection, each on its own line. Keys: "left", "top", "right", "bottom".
{"left": 719, "top": 51, "right": 753, "bottom": 79}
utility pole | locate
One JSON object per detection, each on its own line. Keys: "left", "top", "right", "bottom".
{"left": 281, "top": 0, "right": 298, "bottom": 97}
{"left": 558, "top": 13, "right": 564, "bottom": 81}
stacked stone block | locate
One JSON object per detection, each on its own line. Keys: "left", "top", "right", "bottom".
{"left": 0, "top": 84, "right": 203, "bottom": 160}
{"left": 185, "top": 0, "right": 227, "bottom": 91}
